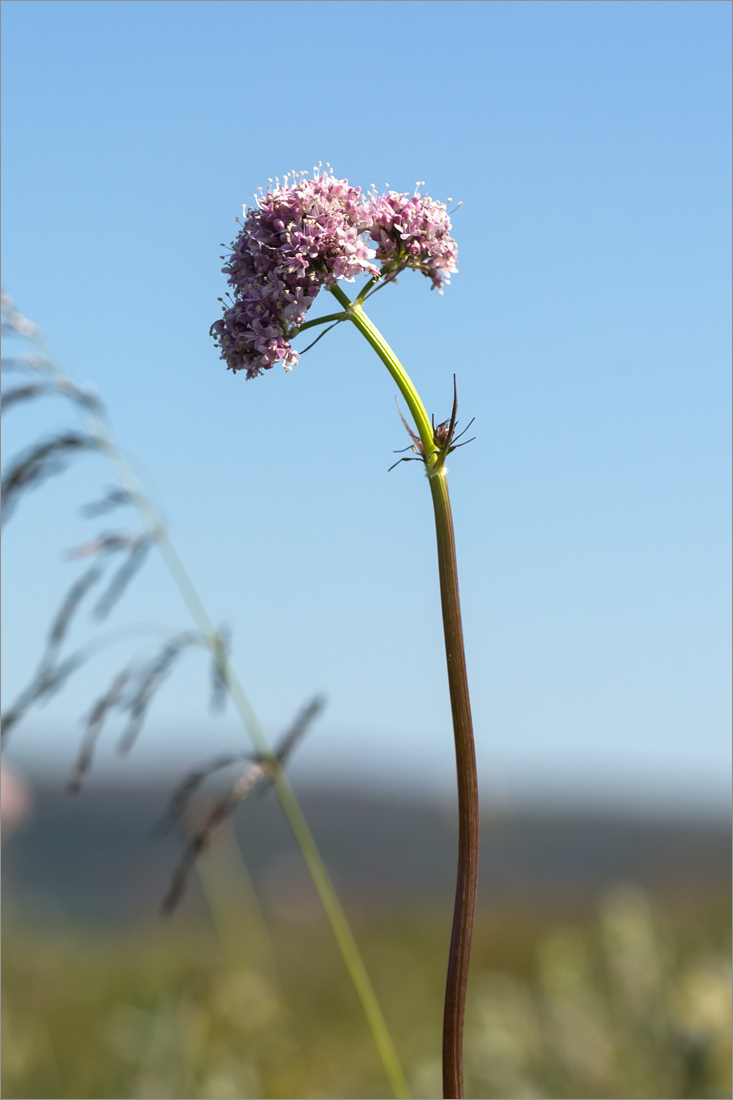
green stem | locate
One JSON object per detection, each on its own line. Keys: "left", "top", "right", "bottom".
{"left": 294, "top": 310, "right": 347, "bottom": 334}
{"left": 355, "top": 275, "right": 380, "bottom": 301}
{"left": 271, "top": 778, "right": 411, "bottom": 1098}
{"left": 329, "top": 285, "right": 437, "bottom": 467}
{"left": 336, "top": 288, "right": 479, "bottom": 1100}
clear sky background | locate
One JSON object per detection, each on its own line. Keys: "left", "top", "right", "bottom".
{"left": 2, "top": 0, "right": 730, "bottom": 816}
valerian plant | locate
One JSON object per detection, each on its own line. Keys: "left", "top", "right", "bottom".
{"left": 211, "top": 165, "right": 479, "bottom": 1100}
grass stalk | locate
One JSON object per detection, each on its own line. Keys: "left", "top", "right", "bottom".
{"left": 2, "top": 299, "right": 411, "bottom": 1100}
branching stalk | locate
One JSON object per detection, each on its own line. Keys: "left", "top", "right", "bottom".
{"left": 292, "top": 310, "right": 347, "bottom": 334}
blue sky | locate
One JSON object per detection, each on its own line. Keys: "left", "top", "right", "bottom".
{"left": 2, "top": 0, "right": 730, "bottom": 815}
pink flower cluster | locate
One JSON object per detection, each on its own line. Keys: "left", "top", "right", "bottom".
{"left": 365, "top": 188, "right": 458, "bottom": 291}
{"left": 211, "top": 170, "right": 458, "bottom": 378}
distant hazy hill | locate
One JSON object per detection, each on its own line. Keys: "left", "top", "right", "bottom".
{"left": 3, "top": 781, "right": 729, "bottom": 924}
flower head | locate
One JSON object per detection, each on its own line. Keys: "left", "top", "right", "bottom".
{"left": 365, "top": 185, "right": 458, "bottom": 291}
{"left": 211, "top": 168, "right": 378, "bottom": 377}
{"left": 211, "top": 171, "right": 458, "bottom": 378}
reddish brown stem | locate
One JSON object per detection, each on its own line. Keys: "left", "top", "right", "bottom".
{"left": 429, "top": 470, "right": 480, "bottom": 1100}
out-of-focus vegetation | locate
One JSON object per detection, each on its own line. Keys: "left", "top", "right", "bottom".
{"left": 3, "top": 825, "right": 730, "bottom": 1100}
{"left": 466, "top": 885, "right": 730, "bottom": 1100}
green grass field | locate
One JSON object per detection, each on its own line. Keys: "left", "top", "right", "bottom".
{"left": 3, "top": 826, "right": 730, "bottom": 1100}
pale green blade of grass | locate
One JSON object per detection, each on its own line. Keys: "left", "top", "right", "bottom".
{"left": 1, "top": 294, "right": 411, "bottom": 1099}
